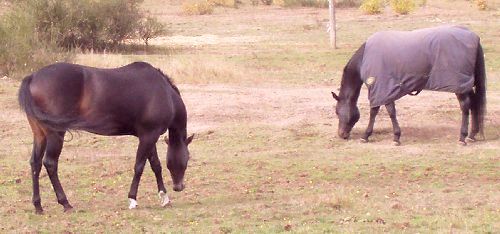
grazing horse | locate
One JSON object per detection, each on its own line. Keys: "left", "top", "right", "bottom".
{"left": 18, "top": 62, "right": 193, "bottom": 214}
{"left": 331, "top": 26, "right": 486, "bottom": 145}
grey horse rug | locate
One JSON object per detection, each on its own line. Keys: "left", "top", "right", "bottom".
{"left": 360, "top": 25, "right": 480, "bottom": 107}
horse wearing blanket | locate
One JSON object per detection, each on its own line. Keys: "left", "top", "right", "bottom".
{"left": 331, "top": 26, "right": 486, "bottom": 145}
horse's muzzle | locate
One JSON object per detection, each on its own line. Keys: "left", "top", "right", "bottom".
{"left": 173, "top": 183, "right": 185, "bottom": 192}
{"left": 338, "top": 131, "right": 350, "bottom": 140}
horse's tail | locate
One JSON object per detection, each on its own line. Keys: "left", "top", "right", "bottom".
{"left": 472, "top": 42, "right": 487, "bottom": 139}
{"left": 18, "top": 75, "right": 71, "bottom": 132}
{"left": 18, "top": 75, "right": 37, "bottom": 118}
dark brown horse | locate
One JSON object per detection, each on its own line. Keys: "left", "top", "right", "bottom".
{"left": 18, "top": 62, "right": 193, "bottom": 214}
{"left": 331, "top": 26, "right": 486, "bottom": 145}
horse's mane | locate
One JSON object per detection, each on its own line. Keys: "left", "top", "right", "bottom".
{"left": 156, "top": 68, "right": 180, "bottom": 95}
{"left": 338, "top": 42, "right": 365, "bottom": 99}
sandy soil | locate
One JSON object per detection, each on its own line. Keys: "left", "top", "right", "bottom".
{"left": 181, "top": 83, "right": 500, "bottom": 141}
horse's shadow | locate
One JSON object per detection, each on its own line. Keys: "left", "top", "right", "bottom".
{"left": 351, "top": 120, "right": 500, "bottom": 145}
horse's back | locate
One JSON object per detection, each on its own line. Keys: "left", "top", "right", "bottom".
{"left": 23, "top": 62, "right": 178, "bottom": 136}
{"left": 361, "top": 26, "right": 480, "bottom": 107}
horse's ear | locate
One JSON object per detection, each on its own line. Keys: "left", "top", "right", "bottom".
{"left": 331, "top": 91, "right": 339, "bottom": 101}
{"left": 186, "top": 134, "right": 194, "bottom": 145}
{"left": 164, "top": 136, "right": 169, "bottom": 145}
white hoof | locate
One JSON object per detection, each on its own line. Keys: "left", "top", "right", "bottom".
{"left": 465, "top": 137, "right": 476, "bottom": 143}
{"left": 159, "top": 191, "right": 171, "bottom": 207}
{"left": 128, "top": 198, "right": 138, "bottom": 209}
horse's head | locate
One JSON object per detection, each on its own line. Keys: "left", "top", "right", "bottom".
{"left": 332, "top": 92, "right": 360, "bottom": 139}
{"left": 164, "top": 133, "right": 194, "bottom": 192}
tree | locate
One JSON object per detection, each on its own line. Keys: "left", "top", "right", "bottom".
{"left": 138, "top": 17, "right": 166, "bottom": 46}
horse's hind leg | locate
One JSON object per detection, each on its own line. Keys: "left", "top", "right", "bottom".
{"left": 385, "top": 102, "right": 401, "bottom": 146}
{"left": 148, "top": 146, "right": 169, "bottom": 207}
{"left": 27, "top": 118, "right": 47, "bottom": 214}
{"left": 361, "top": 106, "right": 380, "bottom": 143}
{"left": 456, "top": 93, "right": 471, "bottom": 145}
{"left": 468, "top": 92, "right": 480, "bottom": 141}
{"left": 128, "top": 133, "right": 160, "bottom": 209}
{"left": 44, "top": 131, "right": 73, "bottom": 212}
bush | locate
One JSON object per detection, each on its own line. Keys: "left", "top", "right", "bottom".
{"left": 31, "top": 0, "right": 144, "bottom": 50}
{"left": 0, "top": 2, "right": 71, "bottom": 76}
{"left": 278, "top": 0, "right": 329, "bottom": 8}
{"left": 183, "top": 1, "right": 215, "bottom": 15}
{"left": 360, "top": 0, "right": 383, "bottom": 14}
{"left": 208, "top": 0, "right": 237, "bottom": 7}
{"left": 476, "top": 0, "right": 487, "bottom": 10}
{"left": 138, "top": 17, "right": 166, "bottom": 46}
{"left": 0, "top": 0, "right": 165, "bottom": 76}
{"left": 390, "top": 0, "right": 414, "bottom": 14}
{"left": 336, "top": 0, "right": 362, "bottom": 8}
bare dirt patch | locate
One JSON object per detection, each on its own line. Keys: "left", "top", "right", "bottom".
{"left": 181, "top": 84, "right": 500, "bottom": 143}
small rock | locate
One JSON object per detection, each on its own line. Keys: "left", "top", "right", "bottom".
{"left": 375, "top": 218, "right": 386, "bottom": 224}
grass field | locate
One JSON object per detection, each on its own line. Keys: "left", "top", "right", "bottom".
{"left": 0, "top": 0, "right": 499, "bottom": 233}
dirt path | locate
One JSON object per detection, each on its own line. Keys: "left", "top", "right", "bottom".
{"left": 181, "top": 84, "right": 500, "bottom": 139}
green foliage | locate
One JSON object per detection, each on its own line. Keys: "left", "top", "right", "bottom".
{"left": 31, "top": 0, "right": 144, "bottom": 49}
{"left": 336, "top": 0, "right": 363, "bottom": 8}
{"left": 360, "top": 0, "right": 383, "bottom": 14}
{"left": 208, "top": 0, "right": 237, "bottom": 7}
{"left": 138, "top": 17, "right": 166, "bottom": 46}
{"left": 390, "top": 0, "right": 415, "bottom": 14}
{"left": 0, "top": 2, "right": 70, "bottom": 76}
{"left": 0, "top": 0, "right": 165, "bottom": 76}
{"left": 183, "top": 1, "right": 215, "bottom": 15}
{"left": 476, "top": 0, "right": 487, "bottom": 10}
{"left": 278, "top": 0, "right": 329, "bottom": 8}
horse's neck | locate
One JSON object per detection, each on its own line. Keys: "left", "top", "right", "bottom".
{"left": 339, "top": 42, "right": 365, "bottom": 104}
{"left": 339, "top": 67, "right": 362, "bottom": 103}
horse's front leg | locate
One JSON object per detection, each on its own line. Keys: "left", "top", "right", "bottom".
{"left": 361, "top": 106, "right": 380, "bottom": 143}
{"left": 148, "top": 146, "right": 170, "bottom": 207}
{"left": 385, "top": 102, "right": 401, "bottom": 146}
{"left": 128, "top": 133, "right": 160, "bottom": 209}
{"left": 456, "top": 93, "right": 471, "bottom": 145}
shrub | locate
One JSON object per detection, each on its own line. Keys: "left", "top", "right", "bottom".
{"left": 261, "top": 0, "right": 273, "bottom": 5}
{"left": 476, "top": 0, "right": 487, "bottom": 10}
{"left": 0, "top": 0, "right": 165, "bottom": 75}
{"left": 183, "top": 1, "right": 214, "bottom": 15}
{"left": 208, "top": 0, "right": 237, "bottom": 7}
{"left": 0, "top": 1, "right": 71, "bottom": 76}
{"left": 31, "top": 0, "right": 144, "bottom": 50}
{"left": 390, "top": 0, "right": 414, "bottom": 14}
{"left": 278, "top": 0, "right": 329, "bottom": 8}
{"left": 360, "top": 0, "right": 383, "bottom": 14}
{"left": 138, "top": 17, "right": 166, "bottom": 46}
{"left": 336, "top": 0, "right": 362, "bottom": 8}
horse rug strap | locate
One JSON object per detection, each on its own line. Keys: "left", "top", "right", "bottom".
{"left": 360, "top": 25, "right": 480, "bottom": 107}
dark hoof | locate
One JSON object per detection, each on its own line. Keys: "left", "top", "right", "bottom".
{"left": 465, "top": 137, "right": 476, "bottom": 143}
{"left": 458, "top": 140, "right": 467, "bottom": 146}
{"left": 63, "top": 205, "right": 74, "bottom": 213}
{"left": 393, "top": 141, "right": 401, "bottom": 146}
{"left": 35, "top": 208, "right": 44, "bottom": 215}
{"left": 360, "top": 138, "right": 368, "bottom": 143}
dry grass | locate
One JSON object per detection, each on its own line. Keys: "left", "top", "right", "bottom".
{"left": 1, "top": 0, "right": 499, "bottom": 232}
